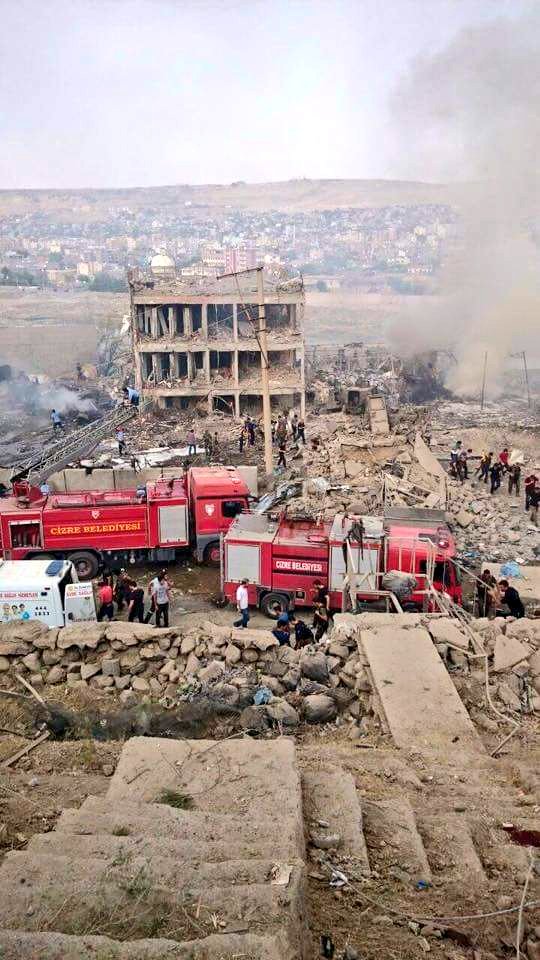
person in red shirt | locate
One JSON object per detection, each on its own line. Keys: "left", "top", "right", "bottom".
{"left": 97, "top": 580, "right": 114, "bottom": 621}
{"left": 499, "top": 448, "right": 509, "bottom": 471}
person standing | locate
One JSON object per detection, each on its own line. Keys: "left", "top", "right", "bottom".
{"left": 239, "top": 428, "right": 246, "bottom": 453}
{"left": 450, "top": 441, "right": 462, "bottom": 478}
{"left": 499, "top": 448, "right": 509, "bottom": 472}
{"left": 234, "top": 578, "right": 250, "bottom": 628}
{"left": 247, "top": 418, "right": 256, "bottom": 446}
{"left": 508, "top": 463, "right": 521, "bottom": 496}
{"left": 50, "top": 409, "right": 63, "bottom": 432}
{"left": 187, "top": 427, "right": 197, "bottom": 456}
{"left": 312, "top": 603, "right": 329, "bottom": 640}
{"left": 525, "top": 473, "right": 538, "bottom": 511}
{"left": 297, "top": 418, "right": 306, "bottom": 444}
{"left": 277, "top": 441, "right": 287, "bottom": 469}
{"left": 489, "top": 460, "right": 502, "bottom": 494}
{"left": 291, "top": 413, "right": 299, "bottom": 441}
{"left": 478, "top": 451, "right": 492, "bottom": 483}
{"left": 203, "top": 430, "right": 212, "bottom": 460}
{"left": 116, "top": 428, "right": 126, "bottom": 455}
{"left": 127, "top": 582, "right": 146, "bottom": 623}
{"left": 154, "top": 573, "right": 171, "bottom": 627}
{"left": 529, "top": 485, "right": 539, "bottom": 526}
{"left": 97, "top": 580, "right": 114, "bottom": 621}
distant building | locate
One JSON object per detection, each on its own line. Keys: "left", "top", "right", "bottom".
{"left": 129, "top": 269, "right": 306, "bottom": 418}
{"left": 224, "top": 246, "right": 258, "bottom": 273}
{"left": 150, "top": 252, "right": 175, "bottom": 278}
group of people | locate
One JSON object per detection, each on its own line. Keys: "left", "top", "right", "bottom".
{"left": 272, "top": 412, "right": 306, "bottom": 471}
{"left": 234, "top": 577, "right": 330, "bottom": 646}
{"left": 97, "top": 569, "right": 172, "bottom": 626}
{"left": 450, "top": 441, "right": 539, "bottom": 522}
{"left": 476, "top": 570, "right": 525, "bottom": 619}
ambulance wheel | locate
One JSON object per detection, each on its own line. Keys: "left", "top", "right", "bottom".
{"left": 68, "top": 551, "right": 100, "bottom": 580}
{"left": 260, "top": 592, "right": 290, "bottom": 620}
{"left": 203, "top": 542, "right": 221, "bottom": 566}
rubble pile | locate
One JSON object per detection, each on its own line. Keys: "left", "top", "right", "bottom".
{"left": 1, "top": 612, "right": 538, "bottom": 731}
{"left": 446, "top": 477, "right": 539, "bottom": 563}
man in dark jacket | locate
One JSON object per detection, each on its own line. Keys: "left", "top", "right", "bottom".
{"left": 498, "top": 579, "right": 525, "bottom": 619}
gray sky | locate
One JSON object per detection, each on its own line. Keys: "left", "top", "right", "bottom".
{"left": 0, "top": 0, "right": 532, "bottom": 189}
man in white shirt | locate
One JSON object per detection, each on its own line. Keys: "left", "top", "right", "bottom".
{"left": 154, "top": 573, "right": 171, "bottom": 628}
{"left": 234, "top": 579, "right": 250, "bottom": 628}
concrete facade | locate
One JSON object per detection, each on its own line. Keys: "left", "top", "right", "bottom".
{"left": 128, "top": 272, "right": 306, "bottom": 418}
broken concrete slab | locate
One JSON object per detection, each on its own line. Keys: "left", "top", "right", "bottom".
{"left": 427, "top": 619, "right": 469, "bottom": 651}
{"left": 493, "top": 634, "right": 531, "bottom": 673}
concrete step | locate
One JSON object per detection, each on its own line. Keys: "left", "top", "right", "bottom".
{"left": 0, "top": 929, "right": 298, "bottom": 959}
{"left": 0, "top": 853, "right": 307, "bottom": 949}
{"left": 302, "top": 766, "right": 370, "bottom": 877}
{"left": 107, "top": 735, "right": 304, "bottom": 823}
{"left": 55, "top": 796, "right": 303, "bottom": 860}
{"left": 28, "top": 831, "right": 298, "bottom": 868}
{"left": 362, "top": 798, "right": 432, "bottom": 883}
{"left": 17, "top": 847, "right": 291, "bottom": 889}
{"left": 360, "top": 626, "right": 483, "bottom": 754}
{"left": 416, "top": 814, "right": 486, "bottom": 883}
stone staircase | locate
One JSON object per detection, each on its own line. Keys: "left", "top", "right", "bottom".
{"left": 0, "top": 735, "right": 537, "bottom": 958}
{"left": 0, "top": 737, "right": 309, "bottom": 960}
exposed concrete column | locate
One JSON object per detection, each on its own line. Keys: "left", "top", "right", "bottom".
{"left": 201, "top": 303, "right": 208, "bottom": 339}
{"left": 168, "top": 305, "right": 176, "bottom": 338}
{"left": 150, "top": 307, "right": 158, "bottom": 339}
{"left": 207, "top": 389, "right": 213, "bottom": 415}
{"left": 183, "top": 306, "right": 192, "bottom": 337}
{"left": 232, "top": 348, "right": 239, "bottom": 388}
{"left": 187, "top": 350, "right": 194, "bottom": 381}
{"left": 203, "top": 347, "right": 210, "bottom": 382}
{"left": 232, "top": 303, "right": 238, "bottom": 340}
{"left": 234, "top": 391, "right": 240, "bottom": 418}
{"left": 170, "top": 352, "right": 179, "bottom": 380}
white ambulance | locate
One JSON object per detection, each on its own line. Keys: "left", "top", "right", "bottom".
{"left": 0, "top": 559, "right": 96, "bottom": 628}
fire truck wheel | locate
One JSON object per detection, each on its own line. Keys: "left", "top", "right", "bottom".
{"left": 260, "top": 591, "right": 290, "bottom": 620}
{"left": 203, "top": 542, "right": 221, "bottom": 566}
{"left": 68, "top": 551, "right": 100, "bottom": 581}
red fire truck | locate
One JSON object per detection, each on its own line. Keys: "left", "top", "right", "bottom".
{"left": 0, "top": 466, "right": 249, "bottom": 580}
{"left": 222, "top": 506, "right": 461, "bottom": 617}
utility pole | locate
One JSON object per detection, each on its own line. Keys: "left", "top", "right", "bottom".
{"left": 522, "top": 350, "right": 531, "bottom": 408}
{"left": 480, "top": 351, "right": 488, "bottom": 410}
{"left": 218, "top": 265, "right": 273, "bottom": 476}
{"left": 256, "top": 267, "right": 273, "bottom": 476}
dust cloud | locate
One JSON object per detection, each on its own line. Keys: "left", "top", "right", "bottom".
{"left": 390, "top": 9, "right": 540, "bottom": 398}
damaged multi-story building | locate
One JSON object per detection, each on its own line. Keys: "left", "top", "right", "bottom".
{"left": 128, "top": 265, "right": 306, "bottom": 418}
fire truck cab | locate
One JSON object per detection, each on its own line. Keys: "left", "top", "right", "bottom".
{"left": 222, "top": 506, "right": 461, "bottom": 617}
{"left": 188, "top": 466, "right": 250, "bottom": 564}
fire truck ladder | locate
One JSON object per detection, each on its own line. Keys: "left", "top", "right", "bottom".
{"left": 11, "top": 402, "right": 148, "bottom": 488}
{"left": 343, "top": 538, "right": 403, "bottom": 613}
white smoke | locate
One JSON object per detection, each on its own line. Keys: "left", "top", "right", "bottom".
{"left": 390, "top": 10, "right": 540, "bottom": 398}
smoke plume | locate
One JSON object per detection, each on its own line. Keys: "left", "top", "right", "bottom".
{"left": 390, "top": 10, "right": 540, "bottom": 398}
